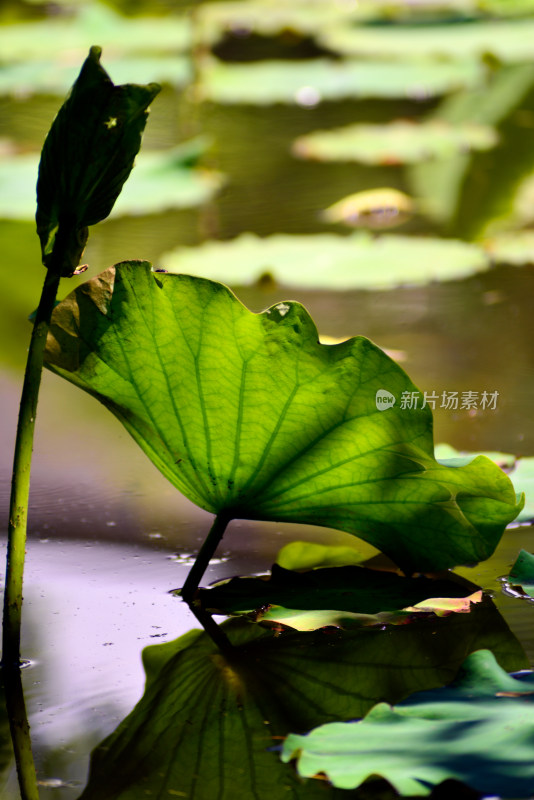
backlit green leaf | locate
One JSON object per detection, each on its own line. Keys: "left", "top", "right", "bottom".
{"left": 78, "top": 610, "right": 527, "bottom": 800}
{"left": 293, "top": 120, "right": 497, "bottom": 166}
{"left": 198, "top": 56, "right": 485, "bottom": 105}
{"left": 44, "top": 262, "right": 522, "bottom": 573}
{"left": 162, "top": 232, "right": 490, "bottom": 290}
{"left": 282, "top": 649, "right": 534, "bottom": 796}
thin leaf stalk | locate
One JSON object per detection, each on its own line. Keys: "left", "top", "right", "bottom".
{"left": 3, "top": 268, "right": 60, "bottom": 800}
{"left": 182, "top": 513, "right": 233, "bottom": 652}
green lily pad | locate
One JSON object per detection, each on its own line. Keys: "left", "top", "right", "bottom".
{"left": 254, "top": 600, "right": 482, "bottom": 631}
{"left": 44, "top": 263, "right": 522, "bottom": 573}
{"left": 78, "top": 610, "right": 527, "bottom": 800}
{"left": 0, "top": 2, "right": 191, "bottom": 63}
{"left": 0, "top": 55, "right": 191, "bottom": 97}
{"left": 198, "top": 56, "right": 485, "bottom": 105}
{"left": 162, "top": 232, "right": 490, "bottom": 289}
{"left": 320, "top": 18, "right": 534, "bottom": 63}
{"left": 0, "top": 145, "right": 222, "bottom": 220}
{"left": 434, "top": 443, "right": 516, "bottom": 468}
{"left": 293, "top": 120, "right": 497, "bottom": 165}
{"left": 484, "top": 230, "right": 534, "bottom": 265}
{"left": 505, "top": 549, "right": 534, "bottom": 597}
{"left": 276, "top": 540, "right": 365, "bottom": 570}
{"left": 196, "top": 563, "right": 477, "bottom": 615}
{"left": 196, "top": 0, "right": 356, "bottom": 50}
{"left": 282, "top": 649, "right": 534, "bottom": 797}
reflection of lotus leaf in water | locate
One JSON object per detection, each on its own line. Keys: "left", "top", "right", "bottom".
{"left": 282, "top": 649, "right": 534, "bottom": 797}
{"left": 78, "top": 610, "right": 528, "bottom": 800}
{"left": 321, "top": 188, "right": 415, "bottom": 229}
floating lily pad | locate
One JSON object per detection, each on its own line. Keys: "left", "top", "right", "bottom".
{"left": 484, "top": 230, "right": 534, "bottom": 265}
{"left": 45, "top": 263, "right": 522, "bottom": 573}
{"left": 0, "top": 145, "right": 222, "bottom": 220}
{"left": 162, "top": 232, "right": 490, "bottom": 290}
{"left": 198, "top": 56, "right": 485, "bottom": 105}
{"left": 320, "top": 18, "right": 534, "bottom": 63}
{"left": 282, "top": 649, "right": 534, "bottom": 796}
{"left": 255, "top": 595, "right": 482, "bottom": 631}
{"left": 0, "top": 2, "right": 191, "bottom": 63}
{"left": 196, "top": 0, "right": 356, "bottom": 50}
{"left": 293, "top": 120, "right": 498, "bottom": 165}
{"left": 276, "top": 540, "right": 365, "bottom": 570}
{"left": 434, "top": 443, "right": 516, "bottom": 468}
{"left": 196, "top": 563, "right": 477, "bottom": 616}
{"left": 78, "top": 611, "right": 527, "bottom": 800}
{"left": 0, "top": 55, "right": 191, "bottom": 97}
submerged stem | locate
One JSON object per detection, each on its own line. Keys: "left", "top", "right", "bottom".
{"left": 182, "top": 513, "right": 233, "bottom": 652}
{"left": 3, "top": 268, "right": 60, "bottom": 799}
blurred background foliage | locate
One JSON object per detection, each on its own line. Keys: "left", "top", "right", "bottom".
{"left": 2, "top": 0, "right": 534, "bottom": 456}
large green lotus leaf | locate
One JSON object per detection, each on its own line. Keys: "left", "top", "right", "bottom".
{"left": 0, "top": 2, "right": 191, "bottom": 63}
{"left": 44, "top": 262, "right": 522, "bottom": 573}
{"left": 0, "top": 55, "right": 191, "bottom": 98}
{"left": 0, "top": 146, "right": 222, "bottom": 220}
{"left": 197, "top": 563, "right": 478, "bottom": 615}
{"left": 197, "top": 56, "right": 485, "bottom": 105}
{"left": 293, "top": 120, "right": 497, "bottom": 166}
{"left": 282, "top": 649, "right": 534, "bottom": 796}
{"left": 78, "top": 608, "right": 527, "bottom": 800}
{"left": 319, "top": 18, "right": 534, "bottom": 62}
{"left": 161, "top": 232, "right": 490, "bottom": 290}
